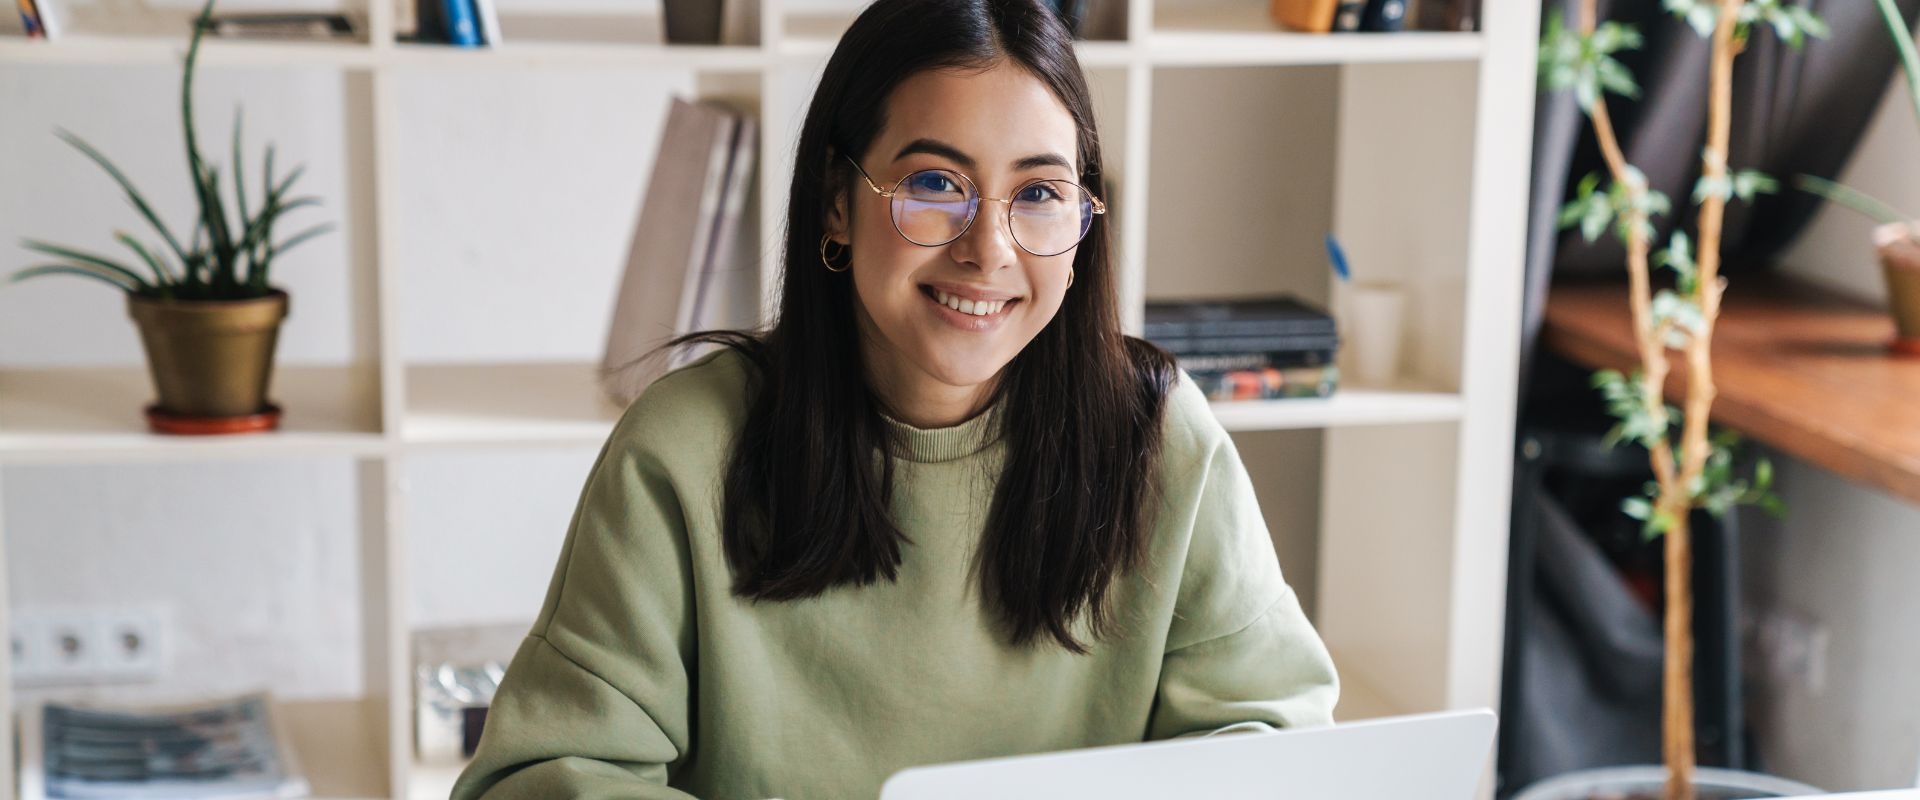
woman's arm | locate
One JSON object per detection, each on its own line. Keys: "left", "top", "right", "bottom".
{"left": 1146, "top": 396, "right": 1341, "bottom": 739}
{"left": 449, "top": 401, "right": 702, "bottom": 800}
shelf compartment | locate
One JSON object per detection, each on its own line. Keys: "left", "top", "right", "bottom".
{"left": 1149, "top": 3, "right": 1483, "bottom": 66}
{"left": 402, "top": 362, "right": 622, "bottom": 447}
{"left": 0, "top": 364, "right": 384, "bottom": 463}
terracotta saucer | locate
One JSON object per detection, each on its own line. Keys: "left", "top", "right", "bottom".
{"left": 145, "top": 402, "right": 283, "bottom": 435}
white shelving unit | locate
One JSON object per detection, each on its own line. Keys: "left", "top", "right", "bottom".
{"left": 0, "top": 0, "right": 1539, "bottom": 796}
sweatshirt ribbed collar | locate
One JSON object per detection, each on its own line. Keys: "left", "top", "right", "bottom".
{"left": 879, "top": 400, "right": 1005, "bottom": 464}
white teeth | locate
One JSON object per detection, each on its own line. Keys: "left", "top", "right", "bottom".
{"left": 931, "top": 289, "right": 1010, "bottom": 316}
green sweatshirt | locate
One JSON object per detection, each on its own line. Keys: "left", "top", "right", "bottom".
{"left": 449, "top": 347, "right": 1340, "bottom": 800}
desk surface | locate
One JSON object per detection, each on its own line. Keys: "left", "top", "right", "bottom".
{"left": 1543, "top": 276, "right": 1920, "bottom": 506}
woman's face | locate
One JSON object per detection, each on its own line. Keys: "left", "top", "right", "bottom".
{"left": 828, "top": 61, "right": 1084, "bottom": 410}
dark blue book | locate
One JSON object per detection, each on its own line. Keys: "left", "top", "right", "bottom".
{"left": 1152, "top": 334, "right": 1341, "bottom": 357}
{"left": 1144, "top": 294, "right": 1337, "bottom": 341}
{"left": 1361, "top": 0, "right": 1407, "bottom": 32}
{"left": 443, "top": 0, "right": 481, "bottom": 46}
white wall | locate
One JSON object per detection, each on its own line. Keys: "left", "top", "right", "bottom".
{"left": 1741, "top": 75, "right": 1920, "bottom": 791}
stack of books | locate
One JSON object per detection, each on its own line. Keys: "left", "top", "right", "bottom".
{"left": 19, "top": 691, "right": 310, "bottom": 800}
{"left": 599, "top": 96, "right": 760, "bottom": 406}
{"left": 12, "top": 0, "right": 63, "bottom": 39}
{"left": 1146, "top": 295, "right": 1340, "bottom": 402}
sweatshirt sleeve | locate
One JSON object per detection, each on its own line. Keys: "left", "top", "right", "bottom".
{"left": 449, "top": 394, "right": 702, "bottom": 800}
{"left": 1146, "top": 382, "right": 1341, "bottom": 739}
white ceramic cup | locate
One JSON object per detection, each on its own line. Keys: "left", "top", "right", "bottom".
{"left": 1341, "top": 281, "right": 1406, "bottom": 388}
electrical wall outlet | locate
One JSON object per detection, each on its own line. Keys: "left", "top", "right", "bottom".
{"left": 10, "top": 606, "right": 169, "bottom": 687}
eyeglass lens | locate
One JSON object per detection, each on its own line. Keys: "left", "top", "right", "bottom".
{"left": 891, "top": 169, "right": 1094, "bottom": 256}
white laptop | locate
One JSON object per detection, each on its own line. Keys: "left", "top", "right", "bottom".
{"left": 879, "top": 709, "right": 1498, "bottom": 800}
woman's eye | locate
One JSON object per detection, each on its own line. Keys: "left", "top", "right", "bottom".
{"left": 1018, "top": 183, "right": 1064, "bottom": 203}
{"left": 910, "top": 172, "right": 959, "bottom": 193}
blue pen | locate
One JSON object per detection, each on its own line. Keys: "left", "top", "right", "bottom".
{"left": 1324, "top": 232, "right": 1351, "bottom": 283}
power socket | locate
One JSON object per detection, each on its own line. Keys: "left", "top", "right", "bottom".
{"left": 10, "top": 605, "right": 169, "bottom": 687}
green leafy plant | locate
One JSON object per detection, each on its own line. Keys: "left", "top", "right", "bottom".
{"left": 1793, "top": 0, "right": 1919, "bottom": 221}
{"left": 1538, "top": 1, "right": 1812, "bottom": 798}
{"left": 9, "top": 0, "right": 331, "bottom": 301}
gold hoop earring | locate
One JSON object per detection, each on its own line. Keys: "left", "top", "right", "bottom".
{"left": 820, "top": 234, "right": 851, "bottom": 273}
{"left": 1067, "top": 268, "right": 1075, "bottom": 289}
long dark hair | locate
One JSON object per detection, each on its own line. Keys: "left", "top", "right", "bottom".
{"left": 671, "top": 0, "right": 1176, "bottom": 653}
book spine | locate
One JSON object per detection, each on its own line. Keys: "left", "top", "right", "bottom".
{"left": 1152, "top": 333, "right": 1342, "bottom": 355}
{"left": 1331, "top": 0, "right": 1365, "bottom": 31}
{"left": 471, "top": 0, "right": 501, "bottom": 45}
{"left": 32, "top": 0, "right": 60, "bottom": 38}
{"left": 1187, "top": 364, "right": 1339, "bottom": 401}
{"left": 1144, "top": 318, "right": 1337, "bottom": 339}
{"left": 17, "top": 0, "right": 42, "bottom": 37}
{"left": 1175, "top": 349, "right": 1335, "bottom": 373}
{"left": 1360, "top": 0, "right": 1407, "bottom": 32}
{"left": 442, "top": 0, "right": 480, "bottom": 46}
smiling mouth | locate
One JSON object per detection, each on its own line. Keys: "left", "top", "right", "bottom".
{"left": 921, "top": 285, "right": 1021, "bottom": 317}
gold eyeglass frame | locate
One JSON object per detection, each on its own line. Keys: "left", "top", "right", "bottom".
{"left": 842, "top": 152, "right": 1105, "bottom": 257}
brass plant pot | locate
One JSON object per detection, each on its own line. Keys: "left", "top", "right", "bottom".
{"left": 1872, "top": 221, "right": 1920, "bottom": 355}
{"left": 126, "top": 289, "right": 289, "bottom": 429}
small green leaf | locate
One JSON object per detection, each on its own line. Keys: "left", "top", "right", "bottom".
{"left": 1622, "top": 496, "right": 1653, "bottom": 521}
{"left": 9, "top": 263, "right": 140, "bottom": 292}
{"left": 270, "top": 223, "right": 335, "bottom": 257}
{"left": 21, "top": 239, "right": 151, "bottom": 291}
{"left": 1646, "top": 508, "right": 1680, "bottom": 540}
{"left": 1687, "top": 6, "right": 1716, "bottom": 36}
{"left": 53, "top": 128, "right": 191, "bottom": 266}
{"left": 1582, "top": 199, "right": 1614, "bottom": 242}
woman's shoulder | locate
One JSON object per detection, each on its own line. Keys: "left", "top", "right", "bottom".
{"left": 608, "top": 344, "right": 758, "bottom": 455}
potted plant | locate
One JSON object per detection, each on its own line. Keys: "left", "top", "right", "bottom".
{"left": 1526, "top": 0, "right": 1824, "bottom": 798}
{"left": 1793, "top": 0, "right": 1920, "bottom": 357}
{"left": 8, "top": 0, "right": 331, "bottom": 435}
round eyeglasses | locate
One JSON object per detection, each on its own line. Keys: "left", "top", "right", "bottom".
{"left": 843, "top": 152, "right": 1105, "bottom": 257}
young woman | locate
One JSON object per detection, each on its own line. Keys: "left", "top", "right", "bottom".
{"left": 450, "top": 1, "right": 1338, "bottom": 797}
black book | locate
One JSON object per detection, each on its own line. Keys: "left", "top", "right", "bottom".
{"left": 1361, "top": 0, "right": 1408, "bottom": 31}
{"left": 1153, "top": 334, "right": 1341, "bottom": 357}
{"left": 1332, "top": 0, "right": 1366, "bottom": 32}
{"left": 1144, "top": 294, "right": 1337, "bottom": 341}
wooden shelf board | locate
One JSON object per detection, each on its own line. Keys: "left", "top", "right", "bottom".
{"left": 1543, "top": 276, "right": 1920, "bottom": 506}
{"left": 0, "top": 34, "right": 377, "bottom": 67}
{"left": 389, "top": 13, "right": 761, "bottom": 70}
{"left": 403, "top": 362, "right": 624, "bottom": 448}
{"left": 1209, "top": 387, "right": 1464, "bottom": 431}
{"left": 385, "top": 40, "right": 765, "bottom": 71}
{"left": 0, "top": 365, "right": 384, "bottom": 464}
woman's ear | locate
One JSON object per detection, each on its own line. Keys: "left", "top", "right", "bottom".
{"left": 824, "top": 160, "right": 851, "bottom": 245}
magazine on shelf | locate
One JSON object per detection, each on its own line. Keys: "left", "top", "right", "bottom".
{"left": 600, "top": 96, "right": 756, "bottom": 407}
{"left": 18, "top": 691, "right": 310, "bottom": 800}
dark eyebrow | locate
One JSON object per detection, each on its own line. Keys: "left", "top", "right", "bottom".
{"left": 892, "top": 137, "right": 1074, "bottom": 174}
